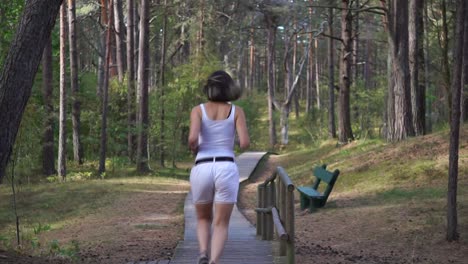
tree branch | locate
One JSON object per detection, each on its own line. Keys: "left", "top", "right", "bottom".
{"left": 285, "top": 46, "right": 308, "bottom": 106}
{"left": 307, "top": 4, "right": 387, "bottom": 15}
{"left": 319, "top": 32, "right": 344, "bottom": 44}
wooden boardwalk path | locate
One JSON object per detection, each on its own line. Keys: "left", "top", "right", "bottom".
{"left": 170, "top": 151, "right": 272, "bottom": 264}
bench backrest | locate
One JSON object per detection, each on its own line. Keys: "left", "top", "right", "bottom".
{"left": 312, "top": 164, "right": 340, "bottom": 199}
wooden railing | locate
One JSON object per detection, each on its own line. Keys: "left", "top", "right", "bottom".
{"left": 255, "top": 166, "right": 295, "bottom": 264}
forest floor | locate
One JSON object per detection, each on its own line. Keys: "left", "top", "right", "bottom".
{"left": 0, "top": 178, "right": 191, "bottom": 264}
{"left": 237, "top": 133, "right": 468, "bottom": 264}
{"left": 2, "top": 132, "right": 468, "bottom": 264}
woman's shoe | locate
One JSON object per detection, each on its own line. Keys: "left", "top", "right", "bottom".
{"left": 197, "top": 253, "right": 209, "bottom": 264}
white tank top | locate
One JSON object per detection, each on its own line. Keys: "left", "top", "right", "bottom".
{"left": 195, "top": 103, "right": 236, "bottom": 160}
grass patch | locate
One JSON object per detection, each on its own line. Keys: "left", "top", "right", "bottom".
{"left": 375, "top": 187, "right": 446, "bottom": 201}
{"left": 0, "top": 175, "right": 189, "bottom": 253}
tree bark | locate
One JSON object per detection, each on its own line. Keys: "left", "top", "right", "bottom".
{"left": 409, "top": 0, "right": 425, "bottom": 136}
{"left": 136, "top": 0, "right": 150, "bottom": 172}
{"left": 0, "top": 0, "right": 63, "bottom": 183}
{"left": 353, "top": 0, "right": 360, "bottom": 81}
{"left": 424, "top": 2, "right": 432, "bottom": 132}
{"left": 41, "top": 37, "right": 56, "bottom": 176}
{"left": 281, "top": 27, "right": 292, "bottom": 145}
{"left": 462, "top": 1, "right": 468, "bottom": 122}
{"left": 266, "top": 16, "right": 277, "bottom": 148}
{"left": 338, "top": 0, "right": 354, "bottom": 144}
{"left": 98, "top": 0, "right": 114, "bottom": 176}
{"left": 249, "top": 26, "right": 255, "bottom": 93}
{"left": 328, "top": 5, "right": 336, "bottom": 138}
{"left": 127, "top": 0, "right": 136, "bottom": 162}
{"left": 68, "top": 0, "right": 83, "bottom": 164}
{"left": 58, "top": 2, "right": 67, "bottom": 180}
{"left": 441, "top": 0, "right": 452, "bottom": 118}
{"left": 159, "top": 0, "right": 168, "bottom": 167}
{"left": 387, "top": 0, "right": 414, "bottom": 141}
{"left": 315, "top": 38, "right": 321, "bottom": 110}
{"left": 306, "top": 1, "right": 314, "bottom": 113}
{"left": 447, "top": 0, "right": 465, "bottom": 242}
{"left": 114, "top": 0, "right": 126, "bottom": 82}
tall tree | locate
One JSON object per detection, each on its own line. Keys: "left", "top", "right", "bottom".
{"left": 441, "top": 0, "right": 452, "bottom": 116}
{"left": 462, "top": 0, "right": 468, "bottom": 122}
{"left": 58, "top": 2, "right": 67, "bottom": 180}
{"left": 387, "top": 0, "right": 414, "bottom": 141}
{"left": 306, "top": 0, "right": 314, "bottom": 113}
{"left": 0, "top": 0, "right": 64, "bottom": 183}
{"left": 265, "top": 10, "right": 277, "bottom": 148}
{"left": 98, "top": 0, "right": 114, "bottom": 175}
{"left": 409, "top": 0, "right": 425, "bottom": 135}
{"left": 41, "top": 37, "right": 56, "bottom": 176}
{"left": 127, "top": 0, "right": 136, "bottom": 161}
{"left": 328, "top": 4, "right": 336, "bottom": 138}
{"left": 68, "top": 0, "right": 83, "bottom": 164}
{"left": 57, "top": 2, "right": 68, "bottom": 180}
{"left": 136, "top": 0, "right": 150, "bottom": 172}
{"left": 249, "top": 23, "right": 256, "bottom": 93}
{"left": 337, "top": 0, "right": 354, "bottom": 144}
{"left": 114, "top": 0, "right": 126, "bottom": 82}
{"left": 353, "top": 0, "right": 360, "bottom": 81}
{"left": 159, "top": 0, "right": 168, "bottom": 167}
{"left": 447, "top": 0, "right": 466, "bottom": 242}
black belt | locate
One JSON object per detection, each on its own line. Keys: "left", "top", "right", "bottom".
{"left": 195, "top": 156, "right": 234, "bottom": 165}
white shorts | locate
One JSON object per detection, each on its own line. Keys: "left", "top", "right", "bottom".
{"left": 190, "top": 161, "right": 239, "bottom": 204}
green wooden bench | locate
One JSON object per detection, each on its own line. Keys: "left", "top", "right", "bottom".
{"left": 297, "top": 164, "right": 340, "bottom": 212}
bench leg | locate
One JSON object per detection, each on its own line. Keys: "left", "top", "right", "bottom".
{"left": 300, "top": 194, "right": 310, "bottom": 210}
{"left": 308, "top": 200, "right": 318, "bottom": 213}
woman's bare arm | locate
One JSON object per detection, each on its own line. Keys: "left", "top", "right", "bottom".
{"left": 188, "top": 106, "right": 201, "bottom": 154}
{"left": 235, "top": 107, "right": 250, "bottom": 150}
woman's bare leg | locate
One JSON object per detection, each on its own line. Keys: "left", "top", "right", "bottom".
{"left": 195, "top": 203, "right": 213, "bottom": 256}
{"left": 210, "top": 203, "right": 234, "bottom": 263}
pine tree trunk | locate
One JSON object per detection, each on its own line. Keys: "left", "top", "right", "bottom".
{"left": 338, "top": 0, "right": 354, "bottom": 144}
{"left": 41, "top": 37, "right": 56, "bottom": 176}
{"left": 68, "top": 0, "right": 83, "bottom": 164}
{"left": 281, "top": 31, "right": 291, "bottom": 145}
{"left": 136, "top": 0, "right": 150, "bottom": 172}
{"left": 315, "top": 39, "right": 321, "bottom": 110}
{"left": 353, "top": 0, "right": 360, "bottom": 81}
{"left": 98, "top": 0, "right": 114, "bottom": 175}
{"left": 447, "top": 0, "right": 466, "bottom": 242}
{"left": 388, "top": 0, "right": 414, "bottom": 141}
{"left": 266, "top": 17, "right": 277, "bottom": 148}
{"left": 0, "top": 0, "right": 62, "bottom": 130}
{"left": 58, "top": 2, "right": 67, "bottom": 180}
{"left": 462, "top": 2, "right": 468, "bottom": 122}
{"left": 409, "top": 0, "right": 425, "bottom": 136}
{"left": 441, "top": 0, "right": 452, "bottom": 118}
{"left": 424, "top": 3, "right": 432, "bottom": 132}
{"left": 249, "top": 26, "right": 255, "bottom": 93}
{"left": 159, "top": 0, "right": 168, "bottom": 167}
{"left": 328, "top": 5, "right": 336, "bottom": 138}
{"left": 127, "top": 0, "right": 136, "bottom": 162}
{"left": 292, "top": 8, "right": 299, "bottom": 118}
{"left": 114, "top": 0, "right": 126, "bottom": 82}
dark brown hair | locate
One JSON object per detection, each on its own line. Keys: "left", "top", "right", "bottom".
{"left": 203, "top": 70, "right": 242, "bottom": 102}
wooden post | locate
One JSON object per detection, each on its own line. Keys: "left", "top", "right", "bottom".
{"left": 257, "top": 185, "right": 263, "bottom": 237}
{"left": 286, "top": 188, "right": 295, "bottom": 264}
{"left": 265, "top": 184, "right": 273, "bottom": 240}
{"left": 260, "top": 185, "right": 267, "bottom": 240}
{"left": 279, "top": 180, "right": 286, "bottom": 256}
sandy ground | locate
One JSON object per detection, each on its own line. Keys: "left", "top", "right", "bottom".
{"left": 237, "top": 155, "right": 468, "bottom": 264}
{"left": 0, "top": 187, "right": 189, "bottom": 264}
